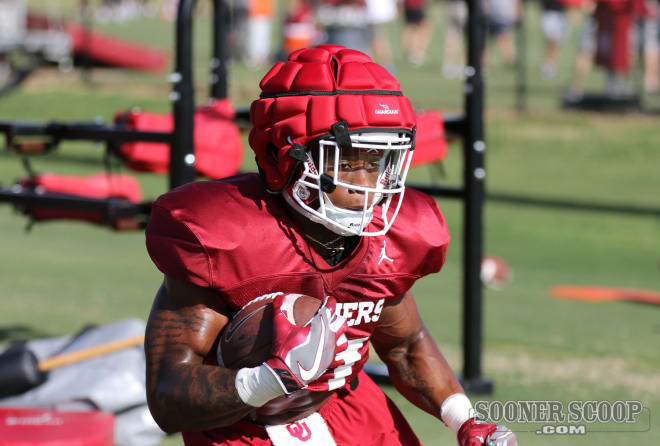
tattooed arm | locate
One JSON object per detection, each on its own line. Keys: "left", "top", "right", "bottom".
{"left": 145, "top": 276, "right": 253, "bottom": 433}
{"left": 370, "top": 291, "right": 464, "bottom": 419}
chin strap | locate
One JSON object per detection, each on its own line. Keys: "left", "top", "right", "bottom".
{"left": 283, "top": 192, "right": 359, "bottom": 237}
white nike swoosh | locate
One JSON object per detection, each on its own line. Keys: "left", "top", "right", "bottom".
{"left": 297, "top": 316, "right": 326, "bottom": 382}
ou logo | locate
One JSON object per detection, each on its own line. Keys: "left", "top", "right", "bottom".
{"left": 286, "top": 421, "right": 312, "bottom": 442}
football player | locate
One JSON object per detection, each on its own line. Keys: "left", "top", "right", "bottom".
{"left": 144, "top": 45, "right": 514, "bottom": 446}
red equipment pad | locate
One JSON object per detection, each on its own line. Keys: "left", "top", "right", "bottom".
{"left": 410, "top": 110, "right": 448, "bottom": 167}
{"left": 67, "top": 23, "right": 168, "bottom": 72}
{"left": 22, "top": 173, "right": 142, "bottom": 203}
{"left": 558, "top": 0, "right": 587, "bottom": 6}
{"left": 117, "top": 99, "right": 243, "bottom": 180}
{"left": 19, "top": 173, "right": 142, "bottom": 226}
{"left": 26, "top": 13, "right": 167, "bottom": 72}
{"left": 0, "top": 407, "right": 114, "bottom": 446}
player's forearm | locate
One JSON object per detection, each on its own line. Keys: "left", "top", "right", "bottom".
{"left": 147, "top": 363, "right": 253, "bottom": 433}
{"left": 382, "top": 327, "right": 464, "bottom": 419}
{"left": 145, "top": 282, "right": 253, "bottom": 432}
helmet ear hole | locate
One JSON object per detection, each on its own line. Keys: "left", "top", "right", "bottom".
{"left": 266, "top": 143, "right": 279, "bottom": 163}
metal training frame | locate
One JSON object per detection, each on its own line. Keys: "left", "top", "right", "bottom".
{"left": 0, "top": 0, "right": 493, "bottom": 393}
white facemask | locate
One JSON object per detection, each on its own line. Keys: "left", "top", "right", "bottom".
{"left": 285, "top": 131, "right": 414, "bottom": 236}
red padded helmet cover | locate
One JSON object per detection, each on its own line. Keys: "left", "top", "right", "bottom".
{"left": 249, "top": 45, "right": 416, "bottom": 191}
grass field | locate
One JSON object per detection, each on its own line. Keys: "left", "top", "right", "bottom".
{"left": 1, "top": 2, "right": 659, "bottom": 445}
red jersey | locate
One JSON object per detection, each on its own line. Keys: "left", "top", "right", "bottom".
{"left": 146, "top": 173, "right": 449, "bottom": 368}
{"left": 146, "top": 173, "right": 448, "bottom": 444}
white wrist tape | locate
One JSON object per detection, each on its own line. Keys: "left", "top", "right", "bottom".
{"left": 441, "top": 393, "right": 474, "bottom": 433}
{"left": 235, "top": 364, "right": 285, "bottom": 407}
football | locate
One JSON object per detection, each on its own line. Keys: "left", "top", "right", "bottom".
{"left": 480, "top": 255, "right": 513, "bottom": 289}
{"left": 217, "top": 293, "right": 322, "bottom": 369}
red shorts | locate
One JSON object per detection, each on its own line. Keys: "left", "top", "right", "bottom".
{"left": 183, "top": 370, "right": 422, "bottom": 446}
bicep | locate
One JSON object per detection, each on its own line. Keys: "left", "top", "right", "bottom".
{"left": 371, "top": 291, "right": 426, "bottom": 360}
{"left": 145, "top": 276, "right": 229, "bottom": 371}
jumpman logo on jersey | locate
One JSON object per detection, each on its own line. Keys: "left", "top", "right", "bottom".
{"left": 378, "top": 240, "right": 394, "bottom": 264}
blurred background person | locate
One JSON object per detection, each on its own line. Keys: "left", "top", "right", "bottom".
{"left": 442, "top": 0, "right": 467, "bottom": 77}
{"left": 95, "top": 0, "right": 158, "bottom": 23}
{"left": 160, "top": 0, "right": 179, "bottom": 22}
{"left": 566, "top": 0, "right": 650, "bottom": 100}
{"left": 278, "top": 0, "right": 318, "bottom": 60}
{"left": 540, "top": 0, "right": 570, "bottom": 78}
{"left": 593, "top": 0, "right": 638, "bottom": 96}
{"left": 227, "top": 0, "right": 250, "bottom": 64}
{"left": 317, "top": 0, "right": 371, "bottom": 54}
{"left": 484, "top": 0, "right": 521, "bottom": 66}
{"left": 245, "top": 0, "right": 274, "bottom": 67}
{"left": 566, "top": 0, "right": 597, "bottom": 100}
{"left": 639, "top": 0, "right": 660, "bottom": 94}
{"left": 402, "top": 0, "right": 432, "bottom": 66}
{"left": 366, "top": 0, "right": 397, "bottom": 70}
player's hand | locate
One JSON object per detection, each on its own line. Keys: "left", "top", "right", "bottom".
{"left": 308, "top": 336, "right": 366, "bottom": 391}
{"left": 457, "top": 419, "right": 517, "bottom": 446}
{"left": 265, "top": 295, "right": 347, "bottom": 394}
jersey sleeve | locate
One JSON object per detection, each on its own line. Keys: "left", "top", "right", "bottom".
{"left": 145, "top": 203, "right": 213, "bottom": 288}
{"left": 405, "top": 189, "right": 450, "bottom": 278}
{"left": 418, "top": 193, "right": 450, "bottom": 276}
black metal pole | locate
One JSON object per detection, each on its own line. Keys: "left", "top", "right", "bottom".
{"left": 211, "top": 0, "right": 229, "bottom": 99}
{"left": 462, "top": 0, "right": 493, "bottom": 394}
{"left": 171, "top": 0, "right": 198, "bottom": 189}
{"left": 515, "top": 0, "right": 527, "bottom": 112}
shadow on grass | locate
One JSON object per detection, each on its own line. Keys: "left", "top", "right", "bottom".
{"left": 0, "top": 325, "right": 53, "bottom": 343}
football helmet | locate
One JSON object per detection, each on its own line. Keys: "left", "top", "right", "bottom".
{"left": 249, "top": 45, "right": 416, "bottom": 236}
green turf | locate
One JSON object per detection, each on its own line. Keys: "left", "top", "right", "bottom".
{"left": 1, "top": 2, "right": 659, "bottom": 445}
